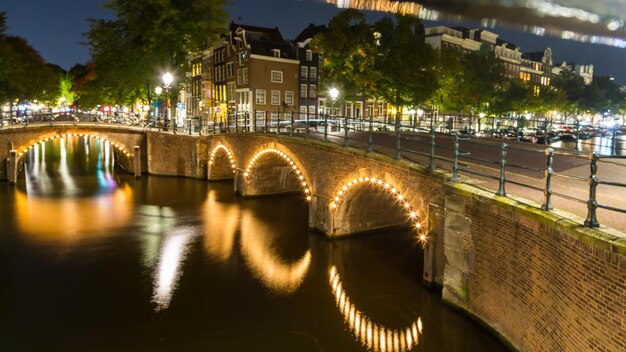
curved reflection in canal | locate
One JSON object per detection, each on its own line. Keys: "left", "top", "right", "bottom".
{"left": 0, "top": 136, "right": 510, "bottom": 351}
{"left": 240, "top": 211, "right": 312, "bottom": 295}
{"left": 202, "top": 188, "right": 312, "bottom": 294}
{"left": 329, "top": 266, "right": 423, "bottom": 352}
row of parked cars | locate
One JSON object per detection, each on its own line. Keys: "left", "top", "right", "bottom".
{"left": 452, "top": 125, "right": 622, "bottom": 144}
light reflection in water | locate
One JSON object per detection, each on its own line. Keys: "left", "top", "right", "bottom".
{"left": 151, "top": 227, "right": 195, "bottom": 311}
{"left": 202, "top": 189, "right": 239, "bottom": 263}
{"left": 239, "top": 211, "right": 312, "bottom": 295}
{"left": 329, "top": 266, "right": 423, "bottom": 352}
{"left": 14, "top": 185, "right": 134, "bottom": 240}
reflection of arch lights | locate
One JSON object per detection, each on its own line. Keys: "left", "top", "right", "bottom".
{"left": 244, "top": 148, "right": 312, "bottom": 201}
{"left": 208, "top": 144, "right": 236, "bottom": 174}
{"left": 240, "top": 212, "right": 312, "bottom": 294}
{"left": 329, "top": 266, "right": 423, "bottom": 352}
{"left": 17, "top": 133, "right": 132, "bottom": 158}
{"left": 329, "top": 176, "right": 427, "bottom": 243}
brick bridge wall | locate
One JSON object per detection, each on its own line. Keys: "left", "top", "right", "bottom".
{"left": 443, "top": 184, "right": 626, "bottom": 352}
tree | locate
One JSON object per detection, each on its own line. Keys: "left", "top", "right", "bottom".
{"left": 0, "top": 36, "right": 59, "bottom": 104}
{"left": 310, "top": 9, "right": 380, "bottom": 102}
{"left": 458, "top": 45, "right": 505, "bottom": 116}
{"left": 84, "top": 0, "right": 227, "bottom": 106}
{"left": 373, "top": 15, "right": 438, "bottom": 120}
{"left": 552, "top": 70, "right": 585, "bottom": 116}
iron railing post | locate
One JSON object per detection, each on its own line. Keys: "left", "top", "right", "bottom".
{"left": 253, "top": 110, "right": 256, "bottom": 133}
{"left": 496, "top": 143, "right": 507, "bottom": 196}
{"left": 367, "top": 115, "right": 373, "bottom": 153}
{"left": 584, "top": 152, "right": 600, "bottom": 228}
{"left": 290, "top": 111, "right": 294, "bottom": 136}
{"left": 451, "top": 131, "right": 461, "bottom": 182}
{"left": 243, "top": 112, "right": 248, "bottom": 133}
{"left": 429, "top": 127, "right": 436, "bottom": 173}
{"left": 343, "top": 115, "right": 349, "bottom": 147}
{"left": 276, "top": 110, "right": 280, "bottom": 134}
{"left": 543, "top": 118, "right": 549, "bottom": 145}
{"left": 395, "top": 116, "right": 401, "bottom": 160}
{"left": 324, "top": 114, "right": 328, "bottom": 142}
{"left": 305, "top": 112, "right": 310, "bottom": 139}
{"left": 235, "top": 112, "right": 239, "bottom": 132}
{"left": 264, "top": 111, "right": 268, "bottom": 132}
{"left": 542, "top": 148, "right": 554, "bottom": 210}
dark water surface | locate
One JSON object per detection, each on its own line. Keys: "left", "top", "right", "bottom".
{"left": 0, "top": 137, "right": 509, "bottom": 351}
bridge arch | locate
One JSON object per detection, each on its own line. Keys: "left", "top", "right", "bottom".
{"left": 327, "top": 168, "right": 427, "bottom": 240}
{"left": 15, "top": 132, "right": 133, "bottom": 161}
{"left": 207, "top": 144, "right": 236, "bottom": 180}
{"left": 329, "top": 265, "right": 423, "bottom": 351}
{"left": 239, "top": 143, "right": 312, "bottom": 200}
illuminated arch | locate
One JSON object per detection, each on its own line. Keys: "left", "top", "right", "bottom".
{"left": 208, "top": 144, "right": 236, "bottom": 174}
{"left": 16, "top": 132, "right": 132, "bottom": 160}
{"left": 328, "top": 173, "right": 427, "bottom": 242}
{"left": 329, "top": 266, "right": 423, "bottom": 352}
{"left": 243, "top": 146, "right": 312, "bottom": 201}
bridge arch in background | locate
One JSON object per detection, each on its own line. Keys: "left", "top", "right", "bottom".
{"left": 327, "top": 168, "right": 428, "bottom": 241}
{"left": 15, "top": 131, "right": 133, "bottom": 161}
{"left": 242, "top": 143, "right": 312, "bottom": 200}
{"left": 208, "top": 144, "right": 236, "bottom": 180}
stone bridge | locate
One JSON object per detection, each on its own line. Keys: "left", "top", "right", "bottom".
{"left": 1, "top": 125, "right": 625, "bottom": 352}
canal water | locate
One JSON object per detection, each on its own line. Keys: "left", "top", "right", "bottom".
{"left": 0, "top": 136, "right": 509, "bottom": 351}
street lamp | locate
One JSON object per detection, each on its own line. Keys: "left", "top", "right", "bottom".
{"left": 162, "top": 72, "right": 173, "bottom": 131}
{"left": 329, "top": 87, "right": 339, "bottom": 116}
{"left": 155, "top": 86, "right": 163, "bottom": 128}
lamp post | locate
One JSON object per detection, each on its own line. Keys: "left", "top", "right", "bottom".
{"left": 162, "top": 72, "right": 173, "bottom": 131}
{"left": 154, "top": 86, "right": 163, "bottom": 129}
{"left": 329, "top": 87, "right": 339, "bottom": 137}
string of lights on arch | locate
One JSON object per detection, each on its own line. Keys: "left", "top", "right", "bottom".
{"left": 243, "top": 148, "right": 312, "bottom": 201}
{"left": 17, "top": 133, "right": 132, "bottom": 158}
{"left": 329, "top": 176, "right": 427, "bottom": 242}
{"left": 329, "top": 265, "right": 423, "bottom": 352}
{"left": 208, "top": 144, "right": 236, "bottom": 174}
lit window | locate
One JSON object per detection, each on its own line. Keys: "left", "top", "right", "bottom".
{"left": 242, "top": 68, "right": 248, "bottom": 85}
{"left": 309, "top": 84, "right": 316, "bottom": 99}
{"left": 300, "top": 66, "right": 308, "bottom": 80}
{"left": 306, "top": 50, "right": 312, "bottom": 61}
{"left": 271, "top": 70, "right": 283, "bottom": 83}
{"left": 300, "top": 84, "right": 307, "bottom": 99}
{"left": 310, "top": 67, "right": 317, "bottom": 80}
{"left": 271, "top": 90, "right": 281, "bottom": 105}
{"left": 285, "top": 91, "right": 294, "bottom": 105}
{"left": 256, "top": 89, "right": 266, "bottom": 105}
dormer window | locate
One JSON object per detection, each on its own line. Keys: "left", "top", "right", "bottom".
{"left": 272, "top": 49, "right": 281, "bottom": 58}
{"left": 306, "top": 50, "right": 313, "bottom": 61}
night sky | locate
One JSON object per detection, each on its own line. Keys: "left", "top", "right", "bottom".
{"left": 1, "top": 0, "right": 625, "bottom": 84}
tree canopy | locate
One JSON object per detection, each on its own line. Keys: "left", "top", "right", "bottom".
{"left": 83, "top": 0, "right": 228, "bottom": 107}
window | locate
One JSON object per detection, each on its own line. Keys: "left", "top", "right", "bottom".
{"left": 310, "top": 67, "right": 317, "bottom": 80}
{"left": 300, "top": 106, "right": 307, "bottom": 114}
{"left": 308, "top": 106, "right": 316, "bottom": 115}
{"left": 239, "top": 51, "right": 248, "bottom": 65}
{"left": 300, "top": 84, "right": 307, "bottom": 99}
{"left": 309, "top": 84, "right": 316, "bottom": 99}
{"left": 256, "top": 89, "right": 266, "bottom": 105}
{"left": 227, "top": 83, "right": 235, "bottom": 102}
{"left": 271, "top": 90, "right": 280, "bottom": 105}
{"left": 242, "top": 68, "right": 248, "bottom": 85}
{"left": 285, "top": 91, "right": 294, "bottom": 105}
{"left": 236, "top": 69, "right": 242, "bottom": 85}
{"left": 271, "top": 70, "right": 283, "bottom": 83}
{"left": 300, "top": 66, "right": 308, "bottom": 80}
{"left": 226, "top": 63, "right": 234, "bottom": 78}
{"left": 305, "top": 50, "right": 312, "bottom": 61}
{"left": 272, "top": 49, "right": 281, "bottom": 58}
